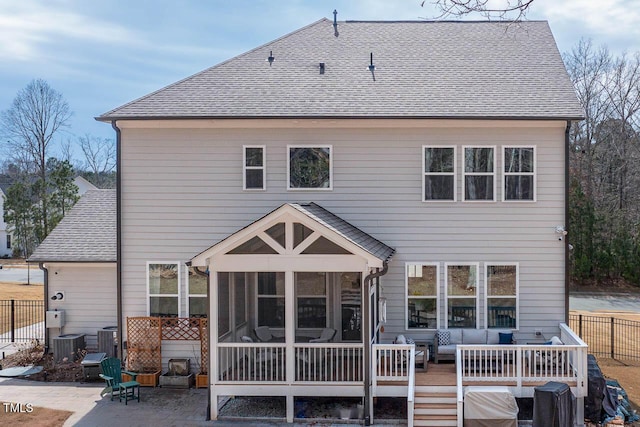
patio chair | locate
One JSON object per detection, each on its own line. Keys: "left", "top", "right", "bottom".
{"left": 99, "top": 357, "right": 140, "bottom": 405}
{"left": 309, "top": 328, "right": 336, "bottom": 343}
{"left": 254, "top": 326, "right": 274, "bottom": 342}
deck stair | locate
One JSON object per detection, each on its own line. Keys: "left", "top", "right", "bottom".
{"left": 413, "top": 385, "right": 458, "bottom": 427}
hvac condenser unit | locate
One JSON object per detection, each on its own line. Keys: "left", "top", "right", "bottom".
{"left": 52, "top": 334, "right": 86, "bottom": 362}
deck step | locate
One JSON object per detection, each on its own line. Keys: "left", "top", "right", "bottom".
{"left": 415, "top": 393, "right": 457, "bottom": 405}
{"left": 414, "top": 403, "right": 457, "bottom": 416}
{"left": 413, "top": 413, "right": 458, "bottom": 426}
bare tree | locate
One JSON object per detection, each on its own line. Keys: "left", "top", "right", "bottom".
{"left": 78, "top": 134, "right": 116, "bottom": 188}
{"left": 423, "top": 0, "right": 535, "bottom": 20}
{"left": 564, "top": 39, "right": 611, "bottom": 200}
{"left": 0, "top": 79, "right": 72, "bottom": 239}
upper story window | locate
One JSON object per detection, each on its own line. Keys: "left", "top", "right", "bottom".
{"left": 147, "top": 262, "right": 180, "bottom": 317}
{"left": 423, "top": 146, "right": 456, "bottom": 201}
{"left": 243, "top": 145, "right": 266, "bottom": 190}
{"left": 503, "top": 146, "right": 535, "bottom": 201}
{"left": 287, "top": 145, "right": 332, "bottom": 190}
{"left": 463, "top": 146, "right": 496, "bottom": 201}
{"left": 406, "top": 263, "right": 439, "bottom": 330}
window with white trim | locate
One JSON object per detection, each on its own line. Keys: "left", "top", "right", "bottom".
{"left": 406, "top": 263, "right": 439, "bottom": 329}
{"left": 287, "top": 145, "right": 332, "bottom": 190}
{"left": 187, "top": 266, "right": 207, "bottom": 318}
{"left": 486, "top": 263, "right": 518, "bottom": 329}
{"left": 147, "top": 262, "right": 180, "bottom": 317}
{"left": 445, "top": 263, "right": 479, "bottom": 328}
{"left": 463, "top": 146, "right": 495, "bottom": 201}
{"left": 503, "top": 146, "right": 535, "bottom": 201}
{"left": 423, "top": 146, "right": 456, "bottom": 201}
{"left": 243, "top": 145, "right": 265, "bottom": 190}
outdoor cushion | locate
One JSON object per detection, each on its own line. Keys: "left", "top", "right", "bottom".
{"left": 499, "top": 332, "right": 514, "bottom": 344}
{"left": 549, "top": 336, "right": 563, "bottom": 345}
{"left": 463, "top": 329, "right": 487, "bottom": 344}
{"left": 437, "top": 345, "right": 457, "bottom": 355}
{"left": 449, "top": 329, "right": 463, "bottom": 344}
{"left": 487, "top": 329, "right": 511, "bottom": 344}
{"left": 437, "top": 330, "right": 450, "bottom": 345}
{"left": 395, "top": 335, "right": 407, "bottom": 344}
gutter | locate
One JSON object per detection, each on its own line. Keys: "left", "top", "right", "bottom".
{"left": 112, "top": 121, "right": 123, "bottom": 360}
{"left": 363, "top": 262, "right": 389, "bottom": 426}
{"left": 39, "top": 262, "right": 49, "bottom": 352}
{"left": 565, "top": 121, "right": 571, "bottom": 324}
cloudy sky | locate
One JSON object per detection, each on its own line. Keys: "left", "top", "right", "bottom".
{"left": 1, "top": 0, "right": 638, "bottom": 152}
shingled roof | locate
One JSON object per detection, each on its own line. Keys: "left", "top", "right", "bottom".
{"left": 98, "top": 19, "right": 583, "bottom": 121}
{"left": 29, "top": 190, "right": 116, "bottom": 263}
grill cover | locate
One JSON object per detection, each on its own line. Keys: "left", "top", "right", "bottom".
{"left": 464, "top": 386, "right": 518, "bottom": 427}
{"left": 533, "top": 381, "right": 575, "bottom": 427}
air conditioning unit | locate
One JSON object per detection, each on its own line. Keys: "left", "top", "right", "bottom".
{"left": 97, "top": 326, "right": 118, "bottom": 358}
{"left": 53, "top": 334, "right": 86, "bottom": 362}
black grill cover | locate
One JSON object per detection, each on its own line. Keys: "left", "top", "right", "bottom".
{"left": 532, "top": 381, "right": 575, "bottom": 427}
{"left": 585, "top": 354, "right": 606, "bottom": 422}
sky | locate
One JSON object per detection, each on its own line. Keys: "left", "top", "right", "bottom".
{"left": 1, "top": 0, "right": 639, "bottom": 156}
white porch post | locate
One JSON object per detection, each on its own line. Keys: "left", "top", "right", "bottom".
{"left": 210, "top": 270, "right": 219, "bottom": 420}
{"left": 285, "top": 270, "right": 295, "bottom": 422}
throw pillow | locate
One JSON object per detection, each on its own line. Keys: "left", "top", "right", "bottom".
{"left": 394, "top": 335, "right": 406, "bottom": 344}
{"left": 498, "top": 332, "right": 513, "bottom": 344}
{"left": 437, "top": 330, "right": 451, "bottom": 346}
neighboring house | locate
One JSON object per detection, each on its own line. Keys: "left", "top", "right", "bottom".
{"left": 33, "top": 17, "right": 586, "bottom": 426}
{"left": 0, "top": 182, "right": 13, "bottom": 258}
{"left": 29, "top": 189, "right": 116, "bottom": 349}
{"left": 74, "top": 175, "right": 99, "bottom": 195}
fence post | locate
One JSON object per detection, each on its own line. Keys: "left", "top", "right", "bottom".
{"left": 610, "top": 317, "right": 615, "bottom": 359}
{"left": 579, "top": 314, "right": 583, "bottom": 337}
{"left": 10, "top": 299, "right": 15, "bottom": 343}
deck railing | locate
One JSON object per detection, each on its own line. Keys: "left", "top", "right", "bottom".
{"left": 455, "top": 323, "right": 589, "bottom": 423}
{"left": 217, "top": 342, "right": 364, "bottom": 383}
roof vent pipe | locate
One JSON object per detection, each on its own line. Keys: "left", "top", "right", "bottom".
{"left": 267, "top": 51, "right": 274, "bottom": 66}
{"left": 368, "top": 53, "right": 376, "bottom": 71}
{"left": 319, "top": 62, "right": 325, "bottom": 75}
{"left": 333, "top": 10, "right": 339, "bottom": 37}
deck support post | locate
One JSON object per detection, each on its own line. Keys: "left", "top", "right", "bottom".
{"left": 286, "top": 394, "right": 294, "bottom": 422}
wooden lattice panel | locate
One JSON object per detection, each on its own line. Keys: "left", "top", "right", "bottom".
{"left": 161, "top": 318, "right": 201, "bottom": 340}
{"left": 126, "top": 317, "right": 162, "bottom": 372}
{"left": 200, "top": 318, "right": 208, "bottom": 374}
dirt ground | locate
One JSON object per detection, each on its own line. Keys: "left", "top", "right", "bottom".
{"left": 0, "top": 281, "right": 44, "bottom": 300}
{"left": 1, "top": 406, "right": 73, "bottom": 427}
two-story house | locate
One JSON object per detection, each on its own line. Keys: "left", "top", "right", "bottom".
{"left": 33, "top": 17, "right": 586, "bottom": 426}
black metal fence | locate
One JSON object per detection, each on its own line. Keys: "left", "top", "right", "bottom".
{"left": 569, "top": 313, "right": 640, "bottom": 362}
{"left": 0, "top": 299, "right": 45, "bottom": 343}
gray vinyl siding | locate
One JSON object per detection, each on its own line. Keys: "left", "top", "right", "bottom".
{"left": 120, "top": 121, "right": 566, "bottom": 345}
{"left": 47, "top": 264, "right": 117, "bottom": 349}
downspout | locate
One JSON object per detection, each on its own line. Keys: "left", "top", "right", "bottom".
{"left": 112, "top": 120, "right": 123, "bottom": 359}
{"left": 565, "top": 121, "right": 571, "bottom": 324}
{"left": 39, "top": 262, "right": 49, "bottom": 352}
{"left": 189, "top": 264, "right": 211, "bottom": 420}
{"left": 363, "top": 261, "right": 389, "bottom": 426}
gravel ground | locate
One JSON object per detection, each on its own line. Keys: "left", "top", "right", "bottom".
{"left": 218, "top": 396, "right": 405, "bottom": 422}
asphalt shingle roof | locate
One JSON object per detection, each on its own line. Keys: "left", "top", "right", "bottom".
{"left": 98, "top": 19, "right": 583, "bottom": 121}
{"left": 291, "top": 203, "right": 395, "bottom": 262}
{"left": 28, "top": 190, "right": 116, "bottom": 263}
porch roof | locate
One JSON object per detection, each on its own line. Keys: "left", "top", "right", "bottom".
{"left": 190, "top": 202, "right": 394, "bottom": 267}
